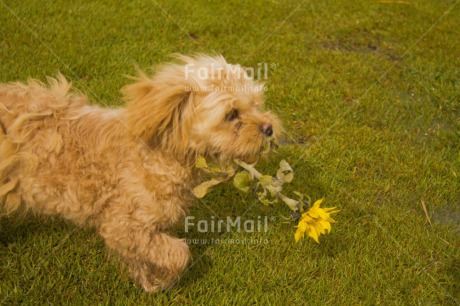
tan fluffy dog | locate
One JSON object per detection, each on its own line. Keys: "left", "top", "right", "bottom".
{"left": 0, "top": 55, "right": 280, "bottom": 292}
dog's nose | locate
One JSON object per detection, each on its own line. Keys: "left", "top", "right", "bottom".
{"left": 259, "top": 123, "right": 273, "bottom": 137}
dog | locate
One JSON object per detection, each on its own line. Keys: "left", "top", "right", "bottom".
{"left": 0, "top": 54, "right": 280, "bottom": 292}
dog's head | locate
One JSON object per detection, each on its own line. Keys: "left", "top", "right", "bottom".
{"left": 122, "top": 54, "right": 281, "bottom": 163}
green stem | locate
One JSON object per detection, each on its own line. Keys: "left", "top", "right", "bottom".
{"left": 277, "top": 193, "right": 300, "bottom": 211}
{"left": 234, "top": 159, "right": 299, "bottom": 211}
{"left": 234, "top": 159, "right": 263, "bottom": 179}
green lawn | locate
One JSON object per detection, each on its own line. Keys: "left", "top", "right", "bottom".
{"left": 1, "top": 0, "right": 459, "bottom": 304}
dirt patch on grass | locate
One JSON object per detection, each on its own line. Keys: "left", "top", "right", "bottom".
{"left": 432, "top": 203, "right": 460, "bottom": 234}
{"left": 314, "top": 26, "right": 401, "bottom": 61}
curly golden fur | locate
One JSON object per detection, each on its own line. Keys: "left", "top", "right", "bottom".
{"left": 0, "top": 54, "right": 280, "bottom": 292}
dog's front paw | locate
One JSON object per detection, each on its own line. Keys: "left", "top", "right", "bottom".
{"left": 128, "top": 235, "right": 191, "bottom": 292}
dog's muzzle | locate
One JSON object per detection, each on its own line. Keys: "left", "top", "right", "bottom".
{"left": 259, "top": 123, "right": 273, "bottom": 137}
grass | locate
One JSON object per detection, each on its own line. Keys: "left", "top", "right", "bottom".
{"left": 1, "top": 0, "right": 459, "bottom": 304}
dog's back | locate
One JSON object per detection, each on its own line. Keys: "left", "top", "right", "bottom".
{"left": 0, "top": 76, "right": 95, "bottom": 217}
{"left": 0, "top": 75, "right": 80, "bottom": 128}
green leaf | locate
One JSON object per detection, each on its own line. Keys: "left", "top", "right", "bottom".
{"left": 195, "top": 155, "right": 236, "bottom": 177}
{"left": 257, "top": 189, "right": 278, "bottom": 205}
{"left": 261, "top": 138, "right": 279, "bottom": 155}
{"left": 293, "top": 191, "right": 310, "bottom": 211}
{"left": 195, "top": 156, "right": 208, "bottom": 169}
{"left": 233, "top": 171, "right": 252, "bottom": 193}
{"left": 276, "top": 159, "right": 294, "bottom": 183}
{"left": 265, "top": 183, "right": 282, "bottom": 197}
{"left": 263, "top": 175, "right": 283, "bottom": 189}
{"left": 193, "top": 177, "right": 229, "bottom": 198}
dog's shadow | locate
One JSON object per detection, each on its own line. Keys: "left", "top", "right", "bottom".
{"left": 0, "top": 214, "right": 75, "bottom": 247}
{"left": 0, "top": 212, "right": 215, "bottom": 292}
{"left": 172, "top": 214, "right": 220, "bottom": 289}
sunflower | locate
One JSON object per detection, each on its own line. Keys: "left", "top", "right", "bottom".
{"left": 294, "top": 199, "right": 339, "bottom": 243}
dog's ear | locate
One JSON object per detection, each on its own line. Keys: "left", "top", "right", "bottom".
{"left": 121, "top": 70, "right": 192, "bottom": 143}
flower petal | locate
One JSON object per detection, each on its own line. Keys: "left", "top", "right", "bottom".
{"left": 312, "top": 199, "right": 323, "bottom": 209}
{"left": 301, "top": 212, "right": 313, "bottom": 222}
{"left": 319, "top": 219, "right": 331, "bottom": 233}
{"left": 317, "top": 209, "right": 330, "bottom": 220}
{"left": 308, "top": 210, "right": 320, "bottom": 218}
{"left": 324, "top": 207, "right": 339, "bottom": 213}
{"left": 297, "top": 220, "right": 308, "bottom": 231}
{"left": 307, "top": 226, "right": 319, "bottom": 243}
{"left": 294, "top": 229, "right": 304, "bottom": 242}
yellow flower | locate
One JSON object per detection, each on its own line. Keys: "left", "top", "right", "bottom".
{"left": 294, "top": 199, "right": 339, "bottom": 243}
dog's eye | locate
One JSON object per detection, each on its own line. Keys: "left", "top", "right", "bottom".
{"left": 226, "top": 109, "right": 239, "bottom": 121}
